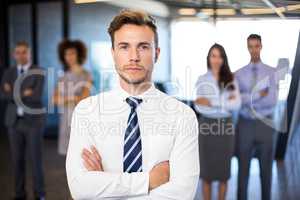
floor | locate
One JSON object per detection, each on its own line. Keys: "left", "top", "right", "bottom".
{"left": 0, "top": 135, "right": 71, "bottom": 200}
{"left": 0, "top": 131, "right": 299, "bottom": 200}
{"left": 194, "top": 129, "right": 300, "bottom": 200}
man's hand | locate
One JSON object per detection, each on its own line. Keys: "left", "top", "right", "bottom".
{"left": 81, "top": 146, "right": 103, "bottom": 171}
{"left": 4, "top": 83, "right": 11, "bottom": 92}
{"left": 195, "top": 97, "right": 211, "bottom": 107}
{"left": 149, "top": 161, "right": 170, "bottom": 191}
{"left": 64, "top": 96, "right": 80, "bottom": 105}
{"left": 23, "top": 88, "right": 33, "bottom": 97}
{"left": 260, "top": 88, "right": 269, "bottom": 97}
{"left": 228, "top": 94, "right": 236, "bottom": 100}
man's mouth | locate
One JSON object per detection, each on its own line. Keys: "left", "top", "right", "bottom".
{"left": 125, "top": 66, "right": 143, "bottom": 71}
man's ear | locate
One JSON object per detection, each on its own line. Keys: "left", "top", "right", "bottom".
{"left": 154, "top": 47, "right": 160, "bottom": 63}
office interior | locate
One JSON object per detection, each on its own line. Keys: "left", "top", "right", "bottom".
{"left": 0, "top": 0, "right": 300, "bottom": 199}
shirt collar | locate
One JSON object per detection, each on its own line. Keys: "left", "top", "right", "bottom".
{"left": 115, "top": 82, "right": 158, "bottom": 104}
{"left": 206, "top": 69, "right": 218, "bottom": 82}
{"left": 249, "top": 61, "right": 262, "bottom": 68}
{"left": 206, "top": 69, "right": 213, "bottom": 76}
{"left": 17, "top": 62, "right": 31, "bottom": 72}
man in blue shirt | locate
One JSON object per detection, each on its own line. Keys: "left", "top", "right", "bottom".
{"left": 235, "top": 34, "right": 278, "bottom": 200}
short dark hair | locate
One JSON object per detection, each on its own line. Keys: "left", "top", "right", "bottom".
{"left": 247, "top": 34, "right": 262, "bottom": 43}
{"left": 15, "top": 41, "right": 30, "bottom": 49}
{"left": 58, "top": 39, "right": 87, "bottom": 71}
{"left": 108, "top": 9, "right": 158, "bottom": 48}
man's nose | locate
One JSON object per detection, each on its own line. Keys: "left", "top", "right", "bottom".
{"left": 129, "top": 48, "right": 140, "bottom": 62}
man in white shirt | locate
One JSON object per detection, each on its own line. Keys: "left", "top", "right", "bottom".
{"left": 66, "top": 10, "right": 199, "bottom": 200}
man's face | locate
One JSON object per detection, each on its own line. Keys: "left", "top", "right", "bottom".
{"left": 111, "top": 24, "right": 160, "bottom": 85}
{"left": 14, "top": 45, "right": 30, "bottom": 65}
{"left": 247, "top": 39, "right": 262, "bottom": 62}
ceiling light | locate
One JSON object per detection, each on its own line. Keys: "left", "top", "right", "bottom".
{"left": 178, "top": 8, "right": 197, "bottom": 16}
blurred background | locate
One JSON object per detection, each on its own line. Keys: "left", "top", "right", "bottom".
{"left": 0, "top": 0, "right": 300, "bottom": 199}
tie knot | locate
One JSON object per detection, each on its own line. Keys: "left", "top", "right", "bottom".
{"left": 126, "top": 97, "right": 142, "bottom": 109}
{"left": 20, "top": 68, "right": 24, "bottom": 74}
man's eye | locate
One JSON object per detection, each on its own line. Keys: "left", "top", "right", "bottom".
{"left": 139, "top": 45, "right": 150, "bottom": 50}
{"left": 120, "top": 46, "right": 128, "bottom": 50}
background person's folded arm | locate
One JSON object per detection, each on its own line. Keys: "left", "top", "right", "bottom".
{"left": 224, "top": 81, "right": 242, "bottom": 111}
{"left": 66, "top": 102, "right": 149, "bottom": 199}
{"left": 149, "top": 109, "right": 200, "bottom": 200}
{"left": 235, "top": 72, "right": 261, "bottom": 106}
{"left": 194, "top": 78, "right": 216, "bottom": 111}
{"left": 0, "top": 69, "right": 14, "bottom": 101}
{"left": 240, "top": 92, "right": 258, "bottom": 106}
{"left": 253, "top": 75, "right": 278, "bottom": 110}
{"left": 22, "top": 71, "right": 45, "bottom": 103}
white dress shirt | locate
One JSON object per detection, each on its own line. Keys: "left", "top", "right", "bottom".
{"left": 17, "top": 63, "right": 31, "bottom": 116}
{"left": 195, "top": 70, "right": 241, "bottom": 118}
{"left": 66, "top": 83, "right": 200, "bottom": 200}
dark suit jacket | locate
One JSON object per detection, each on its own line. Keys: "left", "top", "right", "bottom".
{"left": 0, "top": 65, "right": 45, "bottom": 129}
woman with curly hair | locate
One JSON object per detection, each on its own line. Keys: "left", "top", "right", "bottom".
{"left": 52, "top": 39, "right": 92, "bottom": 155}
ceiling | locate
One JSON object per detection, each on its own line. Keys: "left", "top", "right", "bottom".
{"left": 157, "top": 0, "right": 300, "bottom": 19}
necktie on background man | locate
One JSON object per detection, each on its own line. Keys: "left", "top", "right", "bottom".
{"left": 17, "top": 67, "right": 25, "bottom": 116}
{"left": 123, "top": 97, "right": 143, "bottom": 173}
{"left": 251, "top": 64, "right": 258, "bottom": 90}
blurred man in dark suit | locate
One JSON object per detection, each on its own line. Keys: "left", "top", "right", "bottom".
{"left": 0, "top": 41, "right": 45, "bottom": 200}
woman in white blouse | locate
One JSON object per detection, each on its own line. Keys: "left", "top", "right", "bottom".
{"left": 194, "top": 43, "right": 241, "bottom": 200}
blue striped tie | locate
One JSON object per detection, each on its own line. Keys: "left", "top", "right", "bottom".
{"left": 123, "top": 97, "right": 143, "bottom": 173}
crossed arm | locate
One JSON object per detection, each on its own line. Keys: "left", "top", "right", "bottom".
{"left": 0, "top": 69, "right": 14, "bottom": 101}
{"left": 66, "top": 101, "right": 199, "bottom": 200}
{"left": 236, "top": 73, "right": 278, "bottom": 109}
{"left": 194, "top": 80, "right": 241, "bottom": 111}
{"left": 52, "top": 76, "right": 92, "bottom": 106}
{"left": 0, "top": 68, "right": 44, "bottom": 102}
